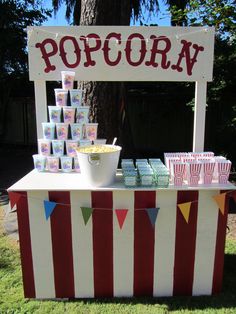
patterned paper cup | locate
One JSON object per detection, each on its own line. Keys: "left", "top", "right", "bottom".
{"left": 48, "top": 106, "right": 61, "bottom": 123}
{"left": 60, "top": 156, "right": 73, "bottom": 173}
{"left": 52, "top": 140, "right": 64, "bottom": 157}
{"left": 46, "top": 156, "right": 59, "bottom": 172}
{"left": 38, "top": 139, "right": 51, "bottom": 156}
{"left": 32, "top": 154, "right": 46, "bottom": 172}
{"left": 85, "top": 123, "right": 98, "bottom": 141}
{"left": 63, "top": 106, "right": 76, "bottom": 124}
{"left": 73, "top": 156, "right": 80, "bottom": 172}
{"left": 75, "top": 106, "right": 89, "bottom": 124}
{"left": 56, "top": 123, "right": 69, "bottom": 140}
{"left": 42, "top": 122, "right": 55, "bottom": 140}
{"left": 66, "top": 140, "right": 79, "bottom": 157}
{"left": 54, "top": 89, "right": 68, "bottom": 107}
{"left": 70, "top": 89, "right": 83, "bottom": 107}
{"left": 61, "top": 71, "right": 75, "bottom": 90}
{"left": 70, "top": 123, "right": 83, "bottom": 140}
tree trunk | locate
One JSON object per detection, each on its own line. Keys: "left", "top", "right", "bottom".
{"left": 79, "top": 0, "right": 131, "bottom": 143}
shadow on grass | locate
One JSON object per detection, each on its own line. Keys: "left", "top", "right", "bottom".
{"left": 66, "top": 253, "right": 236, "bottom": 312}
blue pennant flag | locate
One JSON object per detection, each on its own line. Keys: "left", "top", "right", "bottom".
{"left": 146, "top": 207, "right": 159, "bottom": 227}
{"left": 44, "top": 200, "right": 57, "bottom": 220}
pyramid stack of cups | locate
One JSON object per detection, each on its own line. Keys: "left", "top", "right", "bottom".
{"left": 33, "top": 71, "right": 106, "bottom": 173}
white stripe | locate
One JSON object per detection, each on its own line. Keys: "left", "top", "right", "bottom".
{"left": 113, "top": 190, "right": 134, "bottom": 297}
{"left": 153, "top": 190, "right": 177, "bottom": 296}
{"left": 27, "top": 191, "right": 55, "bottom": 298}
{"left": 70, "top": 191, "right": 94, "bottom": 297}
{"left": 192, "top": 190, "right": 219, "bottom": 295}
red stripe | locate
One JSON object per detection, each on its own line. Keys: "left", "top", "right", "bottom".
{"left": 92, "top": 191, "right": 113, "bottom": 297}
{"left": 173, "top": 191, "right": 198, "bottom": 296}
{"left": 15, "top": 191, "right": 36, "bottom": 298}
{"left": 212, "top": 190, "right": 230, "bottom": 294}
{"left": 134, "top": 191, "right": 155, "bottom": 296}
{"left": 49, "top": 191, "right": 75, "bottom": 298}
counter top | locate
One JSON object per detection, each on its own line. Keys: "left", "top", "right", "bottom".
{"left": 7, "top": 170, "right": 236, "bottom": 192}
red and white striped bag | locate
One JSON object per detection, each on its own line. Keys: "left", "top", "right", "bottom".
{"left": 172, "top": 162, "right": 186, "bottom": 186}
{"left": 218, "top": 160, "right": 231, "bottom": 184}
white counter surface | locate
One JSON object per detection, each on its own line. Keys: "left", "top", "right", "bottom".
{"left": 7, "top": 170, "right": 236, "bottom": 192}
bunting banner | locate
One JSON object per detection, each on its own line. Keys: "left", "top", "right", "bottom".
{"left": 178, "top": 202, "right": 192, "bottom": 223}
{"left": 229, "top": 197, "right": 236, "bottom": 214}
{"left": 213, "top": 193, "right": 226, "bottom": 215}
{"left": 81, "top": 207, "right": 94, "bottom": 225}
{"left": 8, "top": 191, "right": 22, "bottom": 209}
{"left": 44, "top": 200, "right": 57, "bottom": 220}
{"left": 145, "top": 207, "right": 159, "bottom": 227}
{"left": 115, "top": 209, "right": 128, "bottom": 229}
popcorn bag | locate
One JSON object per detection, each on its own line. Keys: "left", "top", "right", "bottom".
{"left": 186, "top": 162, "right": 202, "bottom": 186}
{"left": 212, "top": 156, "right": 226, "bottom": 180}
{"left": 167, "top": 157, "right": 181, "bottom": 180}
{"left": 218, "top": 160, "right": 231, "bottom": 184}
{"left": 172, "top": 162, "right": 186, "bottom": 186}
{"left": 164, "top": 153, "right": 179, "bottom": 167}
{"left": 202, "top": 161, "right": 215, "bottom": 184}
{"left": 181, "top": 156, "right": 195, "bottom": 180}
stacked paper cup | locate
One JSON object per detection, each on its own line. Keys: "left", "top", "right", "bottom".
{"left": 33, "top": 71, "right": 106, "bottom": 173}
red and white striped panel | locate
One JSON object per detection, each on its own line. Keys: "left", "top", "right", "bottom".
{"left": 15, "top": 189, "right": 230, "bottom": 298}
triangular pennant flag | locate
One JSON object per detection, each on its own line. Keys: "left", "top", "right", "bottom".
{"left": 81, "top": 207, "right": 93, "bottom": 225}
{"left": 229, "top": 197, "right": 236, "bottom": 214}
{"left": 178, "top": 202, "right": 191, "bottom": 223}
{"left": 146, "top": 208, "right": 159, "bottom": 227}
{"left": 44, "top": 200, "right": 57, "bottom": 220}
{"left": 115, "top": 209, "right": 128, "bottom": 229}
{"left": 8, "top": 191, "right": 22, "bottom": 209}
{"left": 213, "top": 193, "right": 226, "bottom": 215}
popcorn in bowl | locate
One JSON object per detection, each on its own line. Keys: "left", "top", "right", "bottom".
{"left": 77, "top": 144, "right": 119, "bottom": 154}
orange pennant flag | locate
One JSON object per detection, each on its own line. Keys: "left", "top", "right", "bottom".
{"left": 213, "top": 193, "right": 226, "bottom": 215}
{"left": 178, "top": 202, "right": 192, "bottom": 223}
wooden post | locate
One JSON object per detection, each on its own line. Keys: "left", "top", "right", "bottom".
{"left": 193, "top": 81, "right": 207, "bottom": 152}
{"left": 34, "top": 80, "right": 47, "bottom": 139}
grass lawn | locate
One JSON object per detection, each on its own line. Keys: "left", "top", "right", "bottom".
{"left": 0, "top": 213, "right": 236, "bottom": 314}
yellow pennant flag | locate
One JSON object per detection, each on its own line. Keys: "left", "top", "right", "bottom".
{"left": 178, "top": 202, "right": 192, "bottom": 223}
{"left": 213, "top": 193, "right": 226, "bottom": 215}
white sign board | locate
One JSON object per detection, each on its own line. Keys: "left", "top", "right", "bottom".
{"left": 28, "top": 26, "right": 215, "bottom": 82}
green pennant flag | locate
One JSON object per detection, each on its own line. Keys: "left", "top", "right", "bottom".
{"left": 81, "top": 207, "right": 93, "bottom": 225}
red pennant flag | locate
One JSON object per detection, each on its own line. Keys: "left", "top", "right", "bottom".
{"left": 115, "top": 209, "right": 128, "bottom": 229}
{"left": 8, "top": 191, "right": 22, "bottom": 209}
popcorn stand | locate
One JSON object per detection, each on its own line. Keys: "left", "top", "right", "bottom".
{"left": 8, "top": 26, "right": 236, "bottom": 299}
